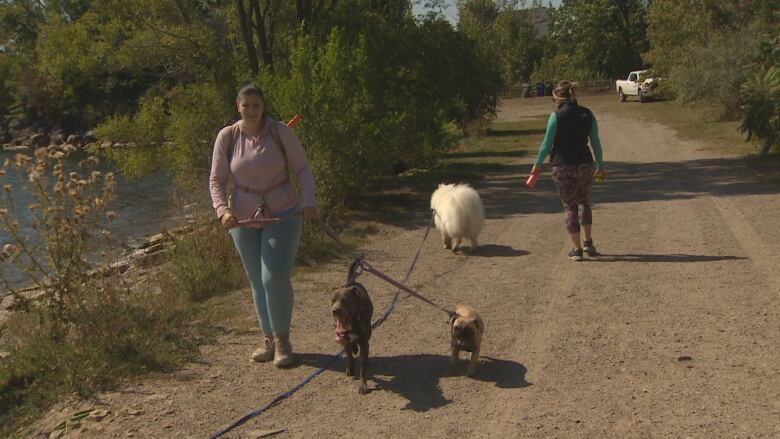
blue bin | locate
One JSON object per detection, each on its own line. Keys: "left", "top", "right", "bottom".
{"left": 535, "top": 82, "right": 545, "bottom": 97}
{"left": 544, "top": 81, "right": 553, "bottom": 96}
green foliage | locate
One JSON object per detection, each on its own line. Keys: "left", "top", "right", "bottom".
{"left": 97, "top": 95, "right": 170, "bottom": 177}
{"left": 264, "top": 13, "right": 500, "bottom": 206}
{"left": 457, "top": 0, "right": 543, "bottom": 85}
{"left": 546, "top": 0, "right": 650, "bottom": 79}
{"left": 662, "top": 27, "right": 760, "bottom": 114}
{"left": 646, "top": 0, "right": 778, "bottom": 113}
{"left": 267, "top": 29, "right": 374, "bottom": 206}
{"left": 97, "top": 82, "right": 234, "bottom": 188}
{"left": 531, "top": 53, "right": 605, "bottom": 83}
{"left": 0, "top": 54, "right": 16, "bottom": 117}
{"left": 741, "top": 66, "right": 780, "bottom": 155}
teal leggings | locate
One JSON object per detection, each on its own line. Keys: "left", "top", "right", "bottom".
{"left": 229, "top": 207, "right": 302, "bottom": 336}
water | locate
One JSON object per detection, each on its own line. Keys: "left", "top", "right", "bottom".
{"left": 0, "top": 149, "right": 196, "bottom": 291}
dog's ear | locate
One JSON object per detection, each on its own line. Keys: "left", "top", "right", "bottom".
{"left": 475, "top": 318, "right": 484, "bottom": 334}
{"left": 354, "top": 285, "right": 372, "bottom": 323}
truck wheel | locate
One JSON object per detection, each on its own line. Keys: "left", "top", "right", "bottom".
{"left": 619, "top": 89, "right": 626, "bottom": 102}
{"left": 639, "top": 91, "right": 646, "bottom": 103}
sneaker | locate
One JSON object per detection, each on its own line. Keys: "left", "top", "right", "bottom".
{"left": 568, "top": 248, "right": 584, "bottom": 261}
{"left": 583, "top": 240, "right": 598, "bottom": 256}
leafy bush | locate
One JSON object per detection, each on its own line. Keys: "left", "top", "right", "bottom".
{"left": 97, "top": 82, "right": 234, "bottom": 188}
{"left": 664, "top": 28, "right": 759, "bottom": 115}
{"left": 741, "top": 66, "right": 780, "bottom": 155}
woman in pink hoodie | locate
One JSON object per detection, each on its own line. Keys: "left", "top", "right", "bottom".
{"left": 210, "top": 84, "right": 318, "bottom": 367}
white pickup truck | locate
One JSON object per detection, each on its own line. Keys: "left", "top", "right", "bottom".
{"left": 616, "top": 70, "right": 660, "bottom": 103}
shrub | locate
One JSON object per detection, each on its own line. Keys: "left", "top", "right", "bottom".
{"left": 741, "top": 66, "right": 780, "bottom": 155}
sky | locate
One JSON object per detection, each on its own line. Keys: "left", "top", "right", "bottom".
{"left": 412, "top": 0, "right": 563, "bottom": 23}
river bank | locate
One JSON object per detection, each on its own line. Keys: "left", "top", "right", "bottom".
{"left": 0, "top": 147, "right": 198, "bottom": 290}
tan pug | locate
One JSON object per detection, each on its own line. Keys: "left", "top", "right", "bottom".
{"left": 449, "top": 304, "right": 484, "bottom": 377}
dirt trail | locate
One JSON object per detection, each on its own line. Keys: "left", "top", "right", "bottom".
{"left": 33, "top": 96, "right": 780, "bottom": 438}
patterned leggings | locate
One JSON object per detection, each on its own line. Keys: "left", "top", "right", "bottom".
{"left": 552, "top": 163, "right": 593, "bottom": 233}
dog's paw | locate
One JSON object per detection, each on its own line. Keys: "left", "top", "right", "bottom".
{"left": 358, "top": 383, "right": 370, "bottom": 395}
{"left": 345, "top": 367, "right": 353, "bottom": 377}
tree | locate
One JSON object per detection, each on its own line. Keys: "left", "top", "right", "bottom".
{"left": 545, "top": 0, "right": 650, "bottom": 78}
{"left": 646, "top": 0, "right": 778, "bottom": 115}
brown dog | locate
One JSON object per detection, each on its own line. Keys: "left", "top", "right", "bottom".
{"left": 331, "top": 282, "right": 373, "bottom": 394}
{"left": 449, "top": 304, "right": 484, "bottom": 377}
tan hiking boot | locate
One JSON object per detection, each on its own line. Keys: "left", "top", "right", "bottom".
{"left": 273, "top": 334, "right": 295, "bottom": 367}
{"left": 251, "top": 336, "right": 274, "bottom": 362}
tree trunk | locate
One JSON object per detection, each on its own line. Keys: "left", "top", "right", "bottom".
{"left": 250, "top": 0, "right": 274, "bottom": 72}
{"left": 236, "top": 0, "right": 260, "bottom": 74}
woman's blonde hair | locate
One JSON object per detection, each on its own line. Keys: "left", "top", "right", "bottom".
{"left": 552, "top": 80, "right": 575, "bottom": 103}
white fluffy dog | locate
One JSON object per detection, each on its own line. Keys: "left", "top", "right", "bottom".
{"left": 430, "top": 183, "right": 484, "bottom": 252}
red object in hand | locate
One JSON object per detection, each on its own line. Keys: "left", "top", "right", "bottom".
{"left": 287, "top": 114, "right": 301, "bottom": 128}
{"left": 526, "top": 169, "right": 540, "bottom": 188}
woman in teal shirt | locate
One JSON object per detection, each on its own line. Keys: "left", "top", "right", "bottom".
{"left": 530, "top": 80, "right": 605, "bottom": 261}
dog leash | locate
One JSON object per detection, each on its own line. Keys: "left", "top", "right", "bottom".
{"left": 209, "top": 214, "right": 434, "bottom": 439}
{"left": 352, "top": 259, "right": 454, "bottom": 318}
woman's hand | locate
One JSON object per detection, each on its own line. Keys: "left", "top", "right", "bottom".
{"left": 221, "top": 211, "right": 238, "bottom": 229}
{"left": 303, "top": 207, "right": 319, "bottom": 222}
{"left": 530, "top": 164, "right": 539, "bottom": 175}
{"left": 594, "top": 168, "right": 606, "bottom": 181}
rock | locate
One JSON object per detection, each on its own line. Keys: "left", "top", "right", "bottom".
{"left": 49, "top": 132, "right": 65, "bottom": 145}
{"left": 124, "top": 408, "right": 144, "bottom": 416}
{"left": 83, "top": 130, "right": 97, "bottom": 143}
{"left": 89, "top": 409, "right": 111, "bottom": 420}
{"left": 109, "top": 259, "right": 132, "bottom": 274}
{"left": 30, "top": 133, "right": 49, "bottom": 147}
{"left": 133, "top": 249, "right": 168, "bottom": 269}
{"left": 66, "top": 134, "right": 82, "bottom": 145}
{"left": 3, "top": 144, "right": 29, "bottom": 151}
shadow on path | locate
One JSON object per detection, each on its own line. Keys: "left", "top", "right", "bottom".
{"left": 586, "top": 253, "right": 747, "bottom": 263}
{"left": 354, "top": 153, "right": 779, "bottom": 238}
{"left": 298, "top": 353, "right": 529, "bottom": 412}
{"left": 469, "top": 244, "right": 530, "bottom": 258}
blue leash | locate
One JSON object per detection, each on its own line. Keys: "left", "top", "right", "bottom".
{"left": 209, "top": 216, "right": 434, "bottom": 439}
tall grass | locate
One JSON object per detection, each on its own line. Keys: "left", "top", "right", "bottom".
{"left": 0, "top": 148, "right": 197, "bottom": 434}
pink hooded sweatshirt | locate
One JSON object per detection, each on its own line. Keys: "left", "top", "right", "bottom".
{"left": 209, "top": 117, "right": 317, "bottom": 224}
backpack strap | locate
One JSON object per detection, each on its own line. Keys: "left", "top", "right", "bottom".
{"left": 226, "top": 120, "right": 288, "bottom": 164}
{"left": 226, "top": 123, "right": 240, "bottom": 162}
{"left": 269, "top": 120, "right": 288, "bottom": 163}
